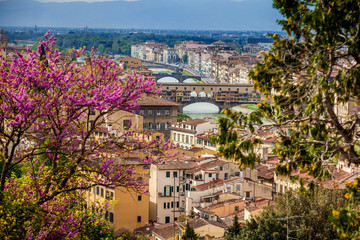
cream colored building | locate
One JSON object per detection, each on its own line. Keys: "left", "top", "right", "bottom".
{"left": 170, "top": 119, "right": 217, "bottom": 149}
{"left": 149, "top": 158, "right": 198, "bottom": 224}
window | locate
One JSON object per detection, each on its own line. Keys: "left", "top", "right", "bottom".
{"left": 123, "top": 119, "right": 130, "bottom": 130}
{"left": 105, "top": 211, "right": 109, "bottom": 220}
{"left": 164, "top": 202, "right": 167, "bottom": 209}
{"left": 144, "top": 110, "right": 149, "bottom": 116}
{"left": 246, "top": 191, "right": 251, "bottom": 198}
{"left": 209, "top": 173, "right": 212, "bottom": 178}
{"left": 164, "top": 186, "right": 171, "bottom": 196}
{"left": 220, "top": 166, "right": 223, "bottom": 171}
{"left": 143, "top": 123, "right": 149, "bottom": 129}
{"left": 109, "top": 212, "right": 114, "bottom": 223}
{"left": 176, "top": 186, "right": 179, "bottom": 192}
{"left": 166, "top": 171, "right": 170, "bottom": 178}
{"left": 173, "top": 171, "right": 178, "bottom": 178}
{"left": 96, "top": 187, "right": 99, "bottom": 195}
{"left": 160, "top": 123, "right": 166, "bottom": 130}
{"left": 167, "top": 202, "right": 170, "bottom": 208}
{"left": 138, "top": 195, "right": 142, "bottom": 201}
{"left": 224, "top": 173, "right": 228, "bottom": 180}
{"left": 176, "top": 202, "right": 179, "bottom": 208}
{"left": 171, "top": 202, "right": 174, "bottom": 208}
{"left": 235, "top": 206, "right": 239, "bottom": 212}
{"left": 101, "top": 188, "right": 104, "bottom": 197}
{"left": 152, "top": 123, "right": 157, "bottom": 130}
{"left": 137, "top": 216, "right": 142, "bottom": 222}
{"left": 165, "top": 216, "right": 170, "bottom": 223}
{"left": 110, "top": 192, "right": 114, "bottom": 200}
{"left": 106, "top": 190, "right": 109, "bottom": 200}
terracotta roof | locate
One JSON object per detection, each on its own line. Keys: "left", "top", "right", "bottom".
{"left": 193, "top": 179, "right": 225, "bottom": 191}
{"left": 181, "top": 119, "right": 209, "bottom": 126}
{"left": 199, "top": 159, "right": 228, "bottom": 169}
{"left": 256, "top": 164, "right": 275, "bottom": 180}
{"left": 265, "top": 156, "right": 280, "bottom": 165}
{"left": 156, "top": 159, "right": 198, "bottom": 170}
{"left": 177, "top": 218, "right": 226, "bottom": 230}
{"left": 137, "top": 96, "right": 181, "bottom": 107}
{"left": 205, "top": 199, "right": 245, "bottom": 211}
{"left": 245, "top": 199, "right": 272, "bottom": 212}
{"left": 152, "top": 222, "right": 178, "bottom": 239}
{"left": 168, "top": 126, "right": 196, "bottom": 134}
{"left": 134, "top": 224, "right": 155, "bottom": 236}
{"left": 222, "top": 211, "right": 245, "bottom": 227}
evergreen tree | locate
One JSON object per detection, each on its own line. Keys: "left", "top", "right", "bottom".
{"left": 182, "top": 221, "right": 199, "bottom": 240}
{"left": 224, "top": 215, "right": 241, "bottom": 240}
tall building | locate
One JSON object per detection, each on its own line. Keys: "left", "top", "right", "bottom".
{"left": 149, "top": 157, "right": 198, "bottom": 224}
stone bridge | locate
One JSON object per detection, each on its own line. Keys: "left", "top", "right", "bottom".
{"left": 157, "top": 83, "right": 261, "bottom": 112}
{"left": 154, "top": 74, "right": 202, "bottom": 83}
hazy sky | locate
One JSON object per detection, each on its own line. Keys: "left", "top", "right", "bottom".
{"left": 0, "top": 0, "right": 283, "bottom": 31}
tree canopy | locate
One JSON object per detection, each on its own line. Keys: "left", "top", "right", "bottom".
{"left": 233, "top": 189, "right": 348, "bottom": 240}
{"left": 213, "top": 0, "right": 360, "bottom": 238}
{"left": 182, "top": 221, "right": 199, "bottom": 240}
{"left": 0, "top": 33, "right": 167, "bottom": 239}
{"left": 215, "top": 0, "right": 360, "bottom": 179}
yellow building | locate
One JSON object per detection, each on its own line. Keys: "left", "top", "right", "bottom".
{"left": 86, "top": 158, "right": 150, "bottom": 232}
{"left": 110, "top": 159, "right": 150, "bottom": 231}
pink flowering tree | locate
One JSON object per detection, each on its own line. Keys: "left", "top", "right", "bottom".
{"left": 0, "top": 33, "right": 167, "bottom": 239}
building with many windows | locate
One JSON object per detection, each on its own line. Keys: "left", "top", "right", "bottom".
{"left": 149, "top": 157, "right": 198, "bottom": 224}
{"left": 136, "top": 96, "right": 181, "bottom": 139}
{"left": 170, "top": 119, "right": 217, "bottom": 149}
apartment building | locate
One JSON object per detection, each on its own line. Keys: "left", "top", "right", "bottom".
{"left": 149, "top": 157, "right": 198, "bottom": 224}
{"left": 85, "top": 157, "right": 150, "bottom": 231}
{"left": 136, "top": 95, "right": 181, "bottom": 139}
{"left": 170, "top": 119, "right": 217, "bottom": 149}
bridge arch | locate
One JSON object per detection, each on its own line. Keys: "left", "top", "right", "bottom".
{"left": 183, "top": 78, "right": 198, "bottom": 83}
{"left": 183, "top": 102, "right": 220, "bottom": 114}
{"left": 198, "top": 91, "right": 207, "bottom": 98}
{"left": 190, "top": 91, "right": 198, "bottom": 97}
{"left": 157, "top": 76, "right": 179, "bottom": 83}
